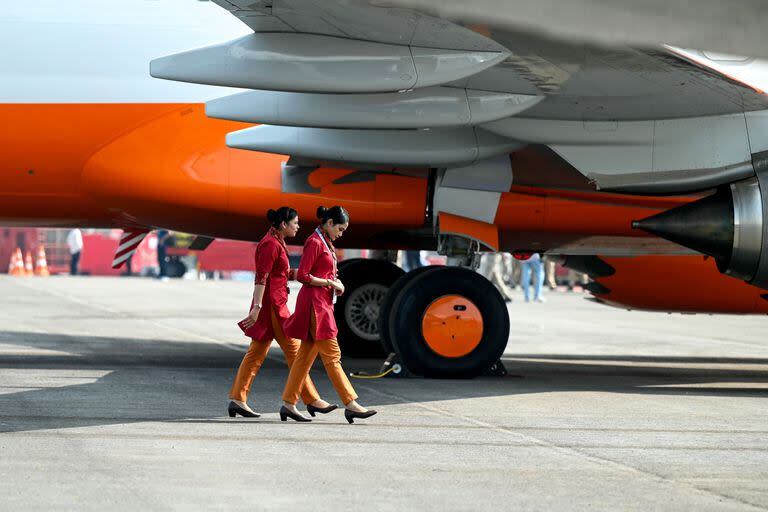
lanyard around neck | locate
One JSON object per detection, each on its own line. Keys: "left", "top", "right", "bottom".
{"left": 315, "top": 227, "right": 337, "bottom": 262}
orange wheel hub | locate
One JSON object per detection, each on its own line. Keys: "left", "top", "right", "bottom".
{"left": 421, "top": 295, "right": 483, "bottom": 358}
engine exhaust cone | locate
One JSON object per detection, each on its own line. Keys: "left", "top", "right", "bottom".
{"left": 632, "top": 189, "right": 734, "bottom": 261}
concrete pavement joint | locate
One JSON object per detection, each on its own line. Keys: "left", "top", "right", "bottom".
{"left": 2, "top": 430, "right": 768, "bottom": 452}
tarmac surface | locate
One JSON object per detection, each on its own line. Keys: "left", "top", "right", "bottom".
{"left": 0, "top": 275, "right": 767, "bottom": 511}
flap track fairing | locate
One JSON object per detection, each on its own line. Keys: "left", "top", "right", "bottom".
{"left": 151, "top": 33, "right": 509, "bottom": 94}
{"left": 206, "top": 87, "right": 542, "bottom": 129}
{"left": 225, "top": 125, "right": 521, "bottom": 167}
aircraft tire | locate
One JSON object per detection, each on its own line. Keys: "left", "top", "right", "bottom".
{"left": 378, "top": 265, "right": 442, "bottom": 354}
{"left": 389, "top": 267, "right": 509, "bottom": 378}
{"left": 336, "top": 257, "right": 361, "bottom": 272}
{"left": 336, "top": 258, "right": 405, "bottom": 358}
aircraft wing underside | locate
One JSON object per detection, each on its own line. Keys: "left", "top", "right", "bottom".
{"left": 209, "top": 0, "right": 768, "bottom": 120}
{"left": 151, "top": 0, "right": 768, "bottom": 194}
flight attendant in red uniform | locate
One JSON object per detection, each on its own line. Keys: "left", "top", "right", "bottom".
{"left": 280, "top": 206, "right": 377, "bottom": 423}
{"left": 227, "top": 207, "right": 337, "bottom": 418}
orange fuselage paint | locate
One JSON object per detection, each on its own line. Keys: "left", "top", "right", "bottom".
{"left": 421, "top": 295, "right": 484, "bottom": 358}
{"left": 0, "top": 103, "right": 428, "bottom": 247}
{"left": 0, "top": 103, "right": 693, "bottom": 250}
{"left": 2, "top": 103, "right": 767, "bottom": 313}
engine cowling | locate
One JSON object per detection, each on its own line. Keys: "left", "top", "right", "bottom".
{"left": 561, "top": 255, "right": 768, "bottom": 314}
{"left": 633, "top": 164, "right": 768, "bottom": 290}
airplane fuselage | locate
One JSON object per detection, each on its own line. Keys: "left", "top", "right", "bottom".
{"left": 0, "top": 1, "right": 691, "bottom": 251}
{"left": 2, "top": 0, "right": 768, "bottom": 317}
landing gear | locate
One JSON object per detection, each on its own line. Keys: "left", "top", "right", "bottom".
{"left": 382, "top": 266, "right": 510, "bottom": 378}
{"left": 378, "top": 265, "right": 440, "bottom": 354}
{"left": 335, "top": 258, "right": 405, "bottom": 358}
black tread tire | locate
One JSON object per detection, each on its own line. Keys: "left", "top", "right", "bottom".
{"left": 337, "top": 258, "right": 362, "bottom": 271}
{"left": 389, "top": 267, "right": 509, "bottom": 378}
{"left": 378, "top": 265, "right": 443, "bottom": 354}
{"left": 335, "top": 259, "right": 405, "bottom": 358}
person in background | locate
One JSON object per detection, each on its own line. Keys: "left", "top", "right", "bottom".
{"left": 478, "top": 253, "right": 514, "bottom": 302}
{"left": 122, "top": 253, "right": 133, "bottom": 277}
{"left": 567, "top": 268, "right": 590, "bottom": 291}
{"left": 508, "top": 254, "right": 522, "bottom": 289}
{"left": 544, "top": 255, "right": 558, "bottom": 290}
{"left": 66, "top": 228, "right": 83, "bottom": 276}
{"left": 520, "top": 252, "right": 546, "bottom": 303}
{"left": 156, "top": 229, "right": 170, "bottom": 280}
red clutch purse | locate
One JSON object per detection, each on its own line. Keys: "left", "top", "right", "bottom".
{"left": 238, "top": 318, "right": 258, "bottom": 337}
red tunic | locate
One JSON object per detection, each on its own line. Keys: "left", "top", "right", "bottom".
{"left": 242, "top": 228, "right": 297, "bottom": 341}
{"left": 284, "top": 229, "right": 338, "bottom": 341}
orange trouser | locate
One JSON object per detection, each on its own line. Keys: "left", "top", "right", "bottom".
{"left": 282, "top": 313, "right": 358, "bottom": 406}
{"left": 229, "top": 309, "right": 320, "bottom": 405}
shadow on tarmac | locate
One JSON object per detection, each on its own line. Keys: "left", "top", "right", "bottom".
{"left": 1, "top": 331, "right": 768, "bottom": 434}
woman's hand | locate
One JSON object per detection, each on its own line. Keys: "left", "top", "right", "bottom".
{"left": 330, "top": 278, "right": 345, "bottom": 296}
{"left": 240, "top": 305, "right": 262, "bottom": 329}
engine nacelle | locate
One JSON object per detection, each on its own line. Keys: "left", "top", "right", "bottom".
{"left": 633, "top": 160, "right": 768, "bottom": 289}
{"left": 562, "top": 255, "right": 768, "bottom": 315}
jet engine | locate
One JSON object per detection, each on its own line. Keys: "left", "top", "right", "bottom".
{"left": 633, "top": 164, "right": 768, "bottom": 289}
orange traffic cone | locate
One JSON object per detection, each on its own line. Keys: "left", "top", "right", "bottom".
{"left": 34, "top": 246, "right": 50, "bottom": 276}
{"left": 7, "top": 248, "right": 19, "bottom": 275}
{"left": 24, "top": 251, "right": 34, "bottom": 277}
{"left": 9, "top": 248, "right": 24, "bottom": 276}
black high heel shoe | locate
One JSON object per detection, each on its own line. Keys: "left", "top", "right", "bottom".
{"left": 280, "top": 405, "right": 312, "bottom": 422}
{"left": 344, "top": 409, "right": 377, "bottom": 424}
{"left": 228, "top": 401, "right": 261, "bottom": 418}
{"left": 306, "top": 403, "right": 339, "bottom": 417}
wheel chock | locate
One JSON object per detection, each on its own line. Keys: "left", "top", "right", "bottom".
{"left": 484, "top": 359, "right": 509, "bottom": 377}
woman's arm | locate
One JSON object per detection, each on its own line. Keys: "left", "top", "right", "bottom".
{"left": 309, "top": 275, "right": 333, "bottom": 287}
{"left": 241, "top": 242, "right": 278, "bottom": 328}
{"left": 250, "top": 283, "right": 266, "bottom": 310}
{"left": 296, "top": 240, "right": 333, "bottom": 288}
{"left": 240, "top": 284, "right": 266, "bottom": 329}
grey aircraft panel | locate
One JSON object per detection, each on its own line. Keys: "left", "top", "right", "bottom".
{"left": 456, "top": 31, "right": 768, "bottom": 120}
{"left": 390, "top": 0, "right": 768, "bottom": 61}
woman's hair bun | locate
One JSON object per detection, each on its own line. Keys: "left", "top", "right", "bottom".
{"left": 316, "top": 205, "right": 350, "bottom": 225}
{"left": 266, "top": 206, "right": 299, "bottom": 228}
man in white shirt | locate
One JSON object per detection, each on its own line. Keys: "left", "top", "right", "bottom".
{"left": 67, "top": 228, "right": 83, "bottom": 275}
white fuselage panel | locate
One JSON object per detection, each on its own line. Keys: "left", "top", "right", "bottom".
{"left": 0, "top": 0, "right": 250, "bottom": 103}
